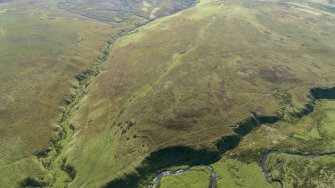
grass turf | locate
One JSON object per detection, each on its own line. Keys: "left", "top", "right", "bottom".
{"left": 0, "top": 0, "right": 117, "bottom": 186}
{"left": 62, "top": 0, "right": 335, "bottom": 187}
{"left": 2, "top": 0, "right": 335, "bottom": 187}
{"left": 158, "top": 166, "right": 211, "bottom": 188}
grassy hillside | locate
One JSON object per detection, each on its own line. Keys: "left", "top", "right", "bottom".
{"left": 232, "top": 99, "right": 335, "bottom": 187}
{"left": 0, "top": 0, "right": 199, "bottom": 187}
{"left": 159, "top": 99, "right": 335, "bottom": 188}
{"left": 266, "top": 153, "right": 335, "bottom": 188}
{"left": 0, "top": 0, "right": 117, "bottom": 186}
{"left": 160, "top": 157, "right": 275, "bottom": 188}
{"left": 233, "top": 100, "right": 335, "bottom": 160}
{"left": 59, "top": 0, "right": 197, "bottom": 27}
{"left": 212, "top": 157, "right": 275, "bottom": 188}
{"left": 158, "top": 166, "right": 211, "bottom": 188}
{"left": 60, "top": 0, "right": 335, "bottom": 187}
{"left": 1, "top": 0, "right": 335, "bottom": 187}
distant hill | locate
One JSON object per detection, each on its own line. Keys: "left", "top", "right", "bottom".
{"left": 59, "top": 0, "right": 197, "bottom": 27}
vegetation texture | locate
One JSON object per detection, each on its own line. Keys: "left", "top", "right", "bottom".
{"left": 1, "top": 0, "right": 335, "bottom": 187}
{"left": 65, "top": 0, "right": 335, "bottom": 187}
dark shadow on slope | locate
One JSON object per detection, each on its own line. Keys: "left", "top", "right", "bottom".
{"left": 104, "top": 115, "right": 279, "bottom": 187}
{"left": 310, "top": 87, "right": 335, "bottom": 100}
{"left": 104, "top": 146, "right": 220, "bottom": 188}
{"left": 104, "top": 86, "right": 335, "bottom": 187}
{"left": 215, "top": 135, "right": 242, "bottom": 153}
{"left": 19, "top": 177, "right": 44, "bottom": 188}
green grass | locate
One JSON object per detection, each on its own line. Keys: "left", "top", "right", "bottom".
{"left": 2, "top": 0, "right": 335, "bottom": 187}
{"left": 0, "top": 156, "right": 51, "bottom": 188}
{"left": 158, "top": 166, "right": 211, "bottom": 188}
{"left": 266, "top": 154, "right": 335, "bottom": 188}
{"left": 59, "top": 0, "right": 197, "bottom": 27}
{"left": 0, "top": 0, "right": 116, "bottom": 186}
{"left": 233, "top": 100, "right": 335, "bottom": 159}
{"left": 212, "top": 157, "right": 275, "bottom": 188}
{"left": 158, "top": 157, "right": 275, "bottom": 188}
{"left": 230, "top": 99, "right": 335, "bottom": 187}
{"left": 0, "top": 1, "right": 199, "bottom": 187}
{"left": 157, "top": 100, "right": 335, "bottom": 188}
{"left": 59, "top": 0, "right": 335, "bottom": 186}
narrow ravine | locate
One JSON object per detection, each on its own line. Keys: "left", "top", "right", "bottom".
{"left": 27, "top": 3, "right": 201, "bottom": 187}
{"left": 261, "top": 150, "right": 335, "bottom": 188}
{"left": 34, "top": 28, "right": 133, "bottom": 187}
{"left": 23, "top": 1, "right": 334, "bottom": 186}
{"left": 31, "top": 19, "right": 160, "bottom": 187}
{"left": 260, "top": 150, "right": 285, "bottom": 188}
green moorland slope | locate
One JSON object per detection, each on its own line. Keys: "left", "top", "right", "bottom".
{"left": 2, "top": 0, "right": 335, "bottom": 187}
{"left": 0, "top": 0, "right": 198, "bottom": 187}
{"left": 56, "top": 0, "right": 335, "bottom": 187}
{"left": 0, "top": 0, "right": 118, "bottom": 186}
{"left": 58, "top": 0, "right": 197, "bottom": 27}
{"left": 231, "top": 99, "right": 335, "bottom": 187}
{"left": 158, "top": 166, "right": 211, "bottom": 188}
{"left": 159, "top": 157, "right": 275, "bottom": 188}
{"left": 159, "top": 99, "right": 335, "bottom": 188}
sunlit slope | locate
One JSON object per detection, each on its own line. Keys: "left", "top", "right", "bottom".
{"left": 0, "top": 0, "right": 200, "bottom": 186}
{"left": 0, "top": 0, "right": 117, "bottom": 186}
{"left": 65, "top": 0, "right": 335, "bottom": 186}
{"left": 159, "top": 166, "right": 211, "bottom": 188}
{"left": 231, "top": 99, "right": 335, "bottom": 188}
{"left": 154, "top": 99, "right": 335, "bottom": 188}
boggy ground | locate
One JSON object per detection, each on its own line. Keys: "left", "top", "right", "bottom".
{"left": 61, "top": 0, "right": 335, "bottom": 187}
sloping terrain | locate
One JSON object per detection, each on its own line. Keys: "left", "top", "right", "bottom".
{"left": 59, "top": 0, "right": 197, "bottom": 27}
{"left": 1, "top": 0, "right": 335, "bottom": 187}
{"left": 59, "top": 0, "right": 335, "bottom": 187}
{"left": 232, "top": 99, "right": 335, "bottom": 188}
{"left": 0, "top": 0, "right": 197, "bottom": 187}
{"left": 0, "top": 0, "right": 117, "bottom": 186}
{"left": 159, "top": 99, "right": 335, "bottom": 188}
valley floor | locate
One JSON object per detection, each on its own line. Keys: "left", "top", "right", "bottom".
{"left": 157, "top": 99, "right": 335, "bottom": 188}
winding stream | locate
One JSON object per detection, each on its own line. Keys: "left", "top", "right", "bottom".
{"left": 261, "top": 150, "right": 335, "bottom": 188}
{"left": 149, "top": 88, "right": 335, "bottom": 188}
{"left": 151, "top": 165, "right": 217, "bottom": 188}
{"left": 152, "top": 150, "right": 335, "bottom": 188}
{"left": 107, "top": 88, "right": 335, "bottom": 187}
